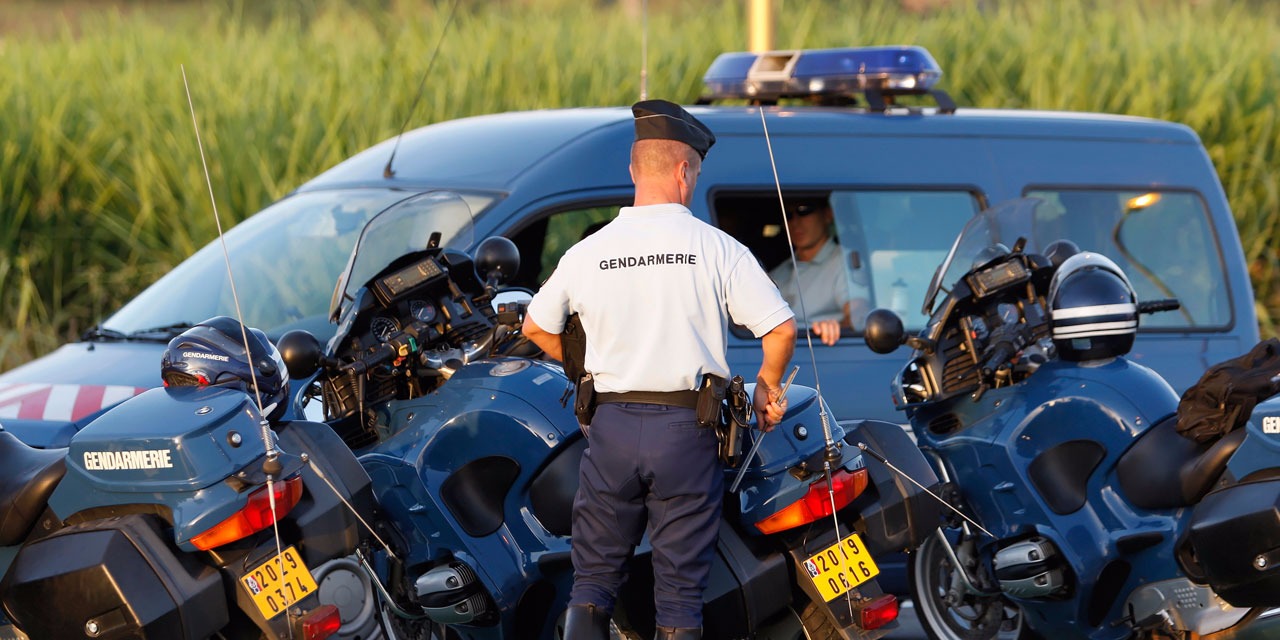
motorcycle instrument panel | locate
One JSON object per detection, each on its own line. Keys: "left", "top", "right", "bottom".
{"left": 805, "top": 531, "right": 880, "bottom": 601}
{"left": 240, "top": 546, "right": 318, "bottom": 619}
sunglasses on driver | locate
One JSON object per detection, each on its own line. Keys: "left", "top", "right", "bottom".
{"left": 785, "top": 202, "right": 826, "bottom": 220}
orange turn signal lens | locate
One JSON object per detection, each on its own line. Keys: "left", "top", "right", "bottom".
{"left": 755, "top": 467, "right": 869, "bottom": 535}
{"left": 191, "top": 475, "right": 304, "bottom": 550}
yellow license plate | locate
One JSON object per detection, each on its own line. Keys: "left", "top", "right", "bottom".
{"left": 802, "top": 531, "right": 880, "bottom": 602}
{"left": 240, "top": 546, "right": 318, "bottom": 619}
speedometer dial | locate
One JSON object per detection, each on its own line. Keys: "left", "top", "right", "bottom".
{"left": 409, "top": 299, "right": 437, "bottom": 324}
{"left": 371, "top": 316, "right": 400, "bottom": 343}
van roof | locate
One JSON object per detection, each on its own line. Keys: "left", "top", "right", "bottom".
{"left": 299, "top": 105, "right": 1201, "bottom": 193}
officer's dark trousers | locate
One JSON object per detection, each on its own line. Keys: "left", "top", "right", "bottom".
{"left": 569, "top": 402, "right": 723, "bottom": 629}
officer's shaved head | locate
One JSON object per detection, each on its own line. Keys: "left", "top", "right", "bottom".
{"left": 631, "top": 139, "right": 700, "bottom": 178}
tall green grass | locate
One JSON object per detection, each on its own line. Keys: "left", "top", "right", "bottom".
{"left": 1, "top": 0, "right": 1277, "bottom": 371}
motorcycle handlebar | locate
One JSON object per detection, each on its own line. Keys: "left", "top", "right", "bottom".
{"left": 1138, "top": 299, "right": 1181, "bottom": 314}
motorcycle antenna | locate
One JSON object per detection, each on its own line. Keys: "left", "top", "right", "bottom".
{"left": 382, "top": 0, "right": 461, "bottom": 179}
{"left": 751, "top": 105, "right": 861, "bottom": 618}
{"left": 854, "top": 443, "right": 994, "bottom": 538}
{"left": 182, "top": 65, "right": 295, "bottom": 635}
{"left": 749, "top": 107, "right": 997, "bottom": 546}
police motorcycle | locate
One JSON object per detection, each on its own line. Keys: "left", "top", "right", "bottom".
{"left": 0, "top": 317, "right": 379, "bottom": 640}
{"left": 274, "top": 190, "right": 943, "bottom": 639}
{"left": 862, "top": 198, "right": 1280, "bottom": 640}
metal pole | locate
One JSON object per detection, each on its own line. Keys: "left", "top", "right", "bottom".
{"left": 748, "top": 0, "right": 773, "bottom": 52}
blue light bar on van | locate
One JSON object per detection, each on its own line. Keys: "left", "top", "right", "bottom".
{"left": 702, "top": 46, "right": 944, "bottom": 103}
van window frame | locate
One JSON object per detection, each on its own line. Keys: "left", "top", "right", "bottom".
{"left": 709, "top": 184, "right": 989, "bottom": 340}
{"left": 1021, "top": 184, "right": 1235, "bottom": 333}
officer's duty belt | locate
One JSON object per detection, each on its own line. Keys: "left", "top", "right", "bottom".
{"left": 596, "top": 390, "right": 699, "bottom": 409}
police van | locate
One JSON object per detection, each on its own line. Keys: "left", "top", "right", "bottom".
{"left": 0, "top": 46, "right": 1258, "bottom": 447}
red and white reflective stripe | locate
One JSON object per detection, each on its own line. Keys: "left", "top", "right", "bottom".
{"left": 0, "top": 383, "right": 147, "bottom": 422}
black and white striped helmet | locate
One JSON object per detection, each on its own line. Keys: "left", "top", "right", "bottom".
{"left": 1048, "top": 253, "right": 1137, "bottom": 362}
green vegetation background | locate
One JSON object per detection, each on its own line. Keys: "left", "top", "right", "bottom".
{"left": 1, "top": 0, "right": 1277, "bottom": 371}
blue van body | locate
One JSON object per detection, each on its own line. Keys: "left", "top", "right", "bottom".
{"left": 0, "top": 104, "right": 1257, "bottom": 448}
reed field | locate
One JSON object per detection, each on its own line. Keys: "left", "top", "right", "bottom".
{"left": 1, "top": 0, "right": 1277, "bottom": 371}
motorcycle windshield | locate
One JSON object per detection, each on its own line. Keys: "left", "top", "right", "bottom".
{"left": 329, "top": 191, "right": 476, "bottom": 321}
{"left": 922, "top": 198, "right": 1045, "bottom": 314}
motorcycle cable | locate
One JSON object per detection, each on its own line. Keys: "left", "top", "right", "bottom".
{"left": 183, "top": 65, "right": 295, "bottom": 638}
{"left": 751, "top": 105, "right": 857, "bottom": 619}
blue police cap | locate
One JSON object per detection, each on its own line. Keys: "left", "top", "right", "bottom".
{"left": 632, "top": 99, "right": 716, "bottom": 160}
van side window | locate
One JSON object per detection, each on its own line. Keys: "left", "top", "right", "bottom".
{"left": 714, "top": 190, "right": 980, "bottom": 335}
{"left": 508, "top": 205, "right": 622, "bottom": 289}
{"left": 1025, "top": 189, "right": 1229, "bottom": 329}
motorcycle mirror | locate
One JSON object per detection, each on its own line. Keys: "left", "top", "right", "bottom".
{"left": 863, "top": 308, "right": 906, "bottom": 354}
{"left": 278, "top": 330, "right": 324, "bottom": 379}
{"left": 474, "top": 236, "right": 521, "bottom": 287}
{"left": 1043, "top": 239, "right": 1081, "bottom": 269}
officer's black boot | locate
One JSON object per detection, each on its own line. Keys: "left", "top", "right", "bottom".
{"left": 563, "top": 604, "right": 610, "bottom": 640}
{"left": 654, "top": 626, "right": 702, "bottom": 640}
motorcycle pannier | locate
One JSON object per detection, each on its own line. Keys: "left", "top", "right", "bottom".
{"left": 0, "top": 513, "right": 227, "bottom": 640}
{"left": 1186, "top": 477, "right": 1280, "bottom": 608}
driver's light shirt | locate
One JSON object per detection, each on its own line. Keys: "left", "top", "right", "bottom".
{"left": 768, "top": 238, "right": 862, "bottom": 326}
{"left": 527, "top": 204, "right": 793, "bottom": 394}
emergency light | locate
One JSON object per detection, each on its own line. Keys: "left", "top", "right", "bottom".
{"left": 700, "top": 45, "right": 955, "bottom": 112}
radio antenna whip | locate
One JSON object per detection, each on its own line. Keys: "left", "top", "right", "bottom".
{"left": 383, "top": 0, "right": 461, "bottom": 179}
{"left": 182, "top": 65, "right": 294, "bottom": 637}
{"left": 754, "top": 106, "right": 861, "bottom": 618}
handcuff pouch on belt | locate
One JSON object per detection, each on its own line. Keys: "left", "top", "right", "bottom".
{"left": 561, "top": 313, "right": 596, "bottom": 428}
{"left": 696, "top": 373, "right": 728, "bottom": 429}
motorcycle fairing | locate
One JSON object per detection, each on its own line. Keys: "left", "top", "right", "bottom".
{"left": 912, "top": 357, "right": 1188, "bottom": 639}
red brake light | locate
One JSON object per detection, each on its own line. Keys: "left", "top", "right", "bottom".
{"left": 191, "top": 475, "right": 304, "bottom": 550}
{"left": 858, "top": 594, "right": 899, "bottom": 629}
{"left": 301, "top": 604, "right": 342, "bottom": 640}
{"left": 755, "top": 467, "right": 869, "bottom": 535}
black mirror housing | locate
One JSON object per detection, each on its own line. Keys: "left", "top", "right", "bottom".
{"left": 863, "top": 308, "right": 905, "bottom": 354}
{"left": 278, "top": 330, "right": 324, "bottom": 379}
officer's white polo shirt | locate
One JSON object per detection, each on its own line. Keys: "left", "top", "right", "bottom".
{"left": 527, "top": 203, "right": 794, "bottom": 394}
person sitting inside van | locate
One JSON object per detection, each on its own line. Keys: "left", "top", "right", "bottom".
{"left": 769, "top": 198, "right": 868, "bottom": 346}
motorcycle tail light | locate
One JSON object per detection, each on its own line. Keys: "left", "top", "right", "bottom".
{"left": 754, "top": 467, "right": 869, "bottom": 535}
{"left": 858, "top": 594, "right": 899, "bottom": 629}
{"left": 191, "top": 475, "right": 304, "bottom": 550}
{"left": 301, "top": 604, "right": 342, "bottom": 640}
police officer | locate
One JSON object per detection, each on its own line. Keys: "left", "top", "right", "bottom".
{"left": 523, "top": 100, "right": 797, "bottom": 639}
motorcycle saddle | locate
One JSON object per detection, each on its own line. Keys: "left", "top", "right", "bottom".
{"left": 0, "top": 429, "right": 66, "bottom": 546}
{"left": 1117, "top": 414, "right": 1244, "bottom": 511}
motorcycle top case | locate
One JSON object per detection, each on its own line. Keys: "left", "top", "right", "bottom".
{"left": 1, "top": 513, "right": 227, "bottom": 640}
{"left": 1187, "top": 477, "right": 1280, "bottom": 608}
{"left": 49, "top": 386, "right": 287, "bottom": 544}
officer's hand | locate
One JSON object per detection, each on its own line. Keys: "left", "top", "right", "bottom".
{"left": 811, "top": 319, "right": 842, "bottom": 346}
{"left": 753, "top": 384, "right": 787, "bottom": 432}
